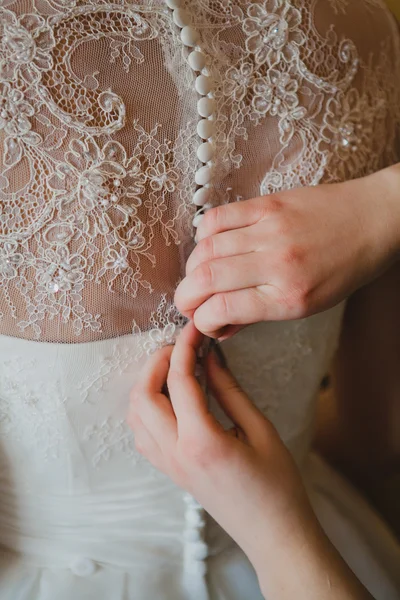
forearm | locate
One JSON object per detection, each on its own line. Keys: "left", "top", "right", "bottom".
{"left": 252, "top": 516, "right": 372, "bottom": 600}
{"left": 366, "top": 162, "right": 400, "bottom": 270}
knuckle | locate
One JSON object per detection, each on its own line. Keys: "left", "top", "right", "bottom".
{"left": 284, "top": 284, "right": 311, "bottom": 318}
{"left": 197, "top": 235, "right": 215, "bottom": 263}
{"left": 258, "top": 195, "right": 284, "bottom": 219}
{"left": 184, "top": 436, "right": 225, "bottom": 469}
{"left": 212, "top": 293, "right": 230, "bottom": 319}
{"left": 281, "top": 244, "right": 304, "bottom": 267}
{"left": 265, "top": 196, "right": 284, "bottom": 214}
{"left": 194, "top": 262, "right": 214, "bottom": 289}
{"left": 203, "top": 205, "right": 223, "bottom": 232}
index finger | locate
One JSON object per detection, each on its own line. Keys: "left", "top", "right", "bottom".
{"left": 167, "top": 322, "right": 210, "bottom": 430}
{"left": 139, "top": 345, "right": 174, "bottom": 394}
{"left": 196, "top": 196, "right": 268, "bottom": 242}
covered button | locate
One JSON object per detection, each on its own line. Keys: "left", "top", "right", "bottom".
{"left": 192, "top": 213, "right": 205, "bottom": 228}
{"left": 70, "top": 557, "right": 97, "bottom": 577}
{"left": 180, "top": 26, "right": 199, "bottom": 47}
{"left": 173, "top": 8, "right": 190, "bottom": 27}
{"left": 197, "top": 97, "right": 215, "bottom": 118}
{"left": 195, "top": 75, "right": 212, "bottom": 95}
{"left": 166, "top": 0, "right": 183, "bottom": 8}
{"left": 188, "top": 51, "right": 206, "bottom": 72}
{"left": 197, "top": 119, "right": 215, "bottom": 140}
{"left": 187, "top": 541, "right": 209, "bottom": 561}
{"left": 197, "top": 142, "right": 214, "bottom": 163}
{"left": 195, "top": 165, "right": 213, "bottom": 186}
{"left": 193, "top": 187, "right": 211, "bottom": 206}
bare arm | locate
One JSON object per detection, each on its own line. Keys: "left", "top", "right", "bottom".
{"left": 129, "top": 323, "right": 373, "bottom": 600}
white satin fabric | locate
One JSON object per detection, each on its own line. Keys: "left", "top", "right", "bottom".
{"left": 0, "top": 308, "right": 399, "bottom": 599}
{"left": 0, "top": 0, "right": 399, "bottom": 597}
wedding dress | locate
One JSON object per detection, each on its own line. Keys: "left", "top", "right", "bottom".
{"left": 0, "top": 0, "right": 399, "bottom": 598}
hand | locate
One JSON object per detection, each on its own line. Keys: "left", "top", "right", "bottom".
{"left": 128, "top": 323, "right": 311, "bottom": 562}
{"left": 128, "top": 323, "right": 372, "bottom": 600}
{"left": 175, "top": 168, "right": 400, "bottom": 338}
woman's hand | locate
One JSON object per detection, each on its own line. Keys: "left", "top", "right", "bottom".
{"left": 128, "top": 323, "right": 372, "bottom": 600}
{"left": 128, "top": 322, "right": 312, "bottom": 565}
{"left": 175, "top": 167, "right": 400, "bottom": 338}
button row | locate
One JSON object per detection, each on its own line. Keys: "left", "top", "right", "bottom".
{"left": 164, "top": 0, "right": 215, "bottom": 231}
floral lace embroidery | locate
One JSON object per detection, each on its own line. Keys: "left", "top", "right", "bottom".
{"left": 134, "top": 293, "right": 186, "bottom": 355}
{"left": 0, "top": 0, "right": 398, "bottom": 342}
{"left": 78, "top": 342, "right": 143, "bottom": 403}
{"left": 77, "top": 295, "right": 184, "bottom": 403}
{"left": 0, "top": 357, "right": 67, "bottom": 460}
{"left": 83, "top": 417, "right": 138, "bottom": 467}
{"left": 82, "top": 415, "right": 169, "bottom": 478}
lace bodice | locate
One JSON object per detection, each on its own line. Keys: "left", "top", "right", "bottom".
{"left": 0, "top": 5, "right": 399, "bottom": 599}
{"left": 0, "top": 0, "right": 398, "bottom": 343}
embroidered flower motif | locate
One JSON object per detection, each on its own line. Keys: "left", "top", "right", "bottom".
{"left": 0, "top": 241, "right": 23, "bottom": 279}
{"left": 251, "top": 77, "right": 274, "bottom": 116}
{"left": 0, "top": 0, "right": 396, "bottom": 345}
{"left": 126, "top": 156, "right": 147, "bottom": 199}
{"left": 147, "top": 161, "right": 178, "bottom": 193}
{"left": 49, "top": 139, "right": 141, "bottom": 236}
{"left": 143, "top": 322, "right": 177, "bottom": 355}
{"left": 144, "top": 191, "right": 168, "bottom": 222}
{"left": 36, "top": 245, "right": 85, "bottom": 294}
{"left": 223, "top": 63, "right": 254, "bottom": 101}
{"left": 83, "top": 418, "right": 138, "bottom": 467}
{"left": 97, "top": 245, "right": 152, "bottom": 294}
{"left": 320, "top": 88, "right": 378, "bottom": 178}
{"left": 0, "top": 12, "right": 55, "bottom": 81}
{"left": 103, "top": 247, "right": 129, "bottom": 275}
{"left": 0, "top": 82, "right": 42, "bottom": 166}
{"left": 243, "top": 0, "right": 305, "bottom": 67}
{"left": 251, "top": 70, "right": 305, "bottom": 141}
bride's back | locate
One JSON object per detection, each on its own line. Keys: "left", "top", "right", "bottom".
{"left": 0, "top": 0, "right": 398, "bottom": 343}
{"left": 0, "top": 2, "right": 399, "bottom": 599}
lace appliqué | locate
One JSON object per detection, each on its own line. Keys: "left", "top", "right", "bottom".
{"left": 0, "top": 0, "right": 399, "bottom": 342}
{"left": 192, "top": 0, "right": 399, "bottom": 193}
{"left": 83, "top": 417, "right": 138, "bottom": 467}
{"left": 134, "top": 293, "right": 186, "bottom": 355}
{"left": 0, "top": 357, "right": 67, "bottom": 460}
{"left": 0, "top": 4, "right": 196, "bottom": 340}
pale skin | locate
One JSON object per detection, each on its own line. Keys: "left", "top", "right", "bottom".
{"left": 175, "top": 163, "right": 400, "bottom": 339}
{"left": 128, "top": 322, "right": 372, "bottom": 600}
{"left": 129, "top": 163, "right": 400, "bottom": 597}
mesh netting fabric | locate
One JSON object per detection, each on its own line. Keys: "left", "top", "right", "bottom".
{"left": 0, "top": 0, "right": 399, "bottom": 343}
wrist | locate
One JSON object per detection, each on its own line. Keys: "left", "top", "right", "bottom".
{"left": 365, "top": 163, "right": 400, "bottom": 264}
{"left": 254, "top": 521, "right": 371, "bottom": 600}
{"left": 246, "top": 501, "right": 324, "bottom": 585}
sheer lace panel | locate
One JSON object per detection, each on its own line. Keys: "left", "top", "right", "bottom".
{"left": 0, "top": 0, "right": 399, "bottom": 342}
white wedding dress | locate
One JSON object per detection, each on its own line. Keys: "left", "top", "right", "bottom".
{"left": 0, "top": 1, "right": 399, "bottom": 598}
